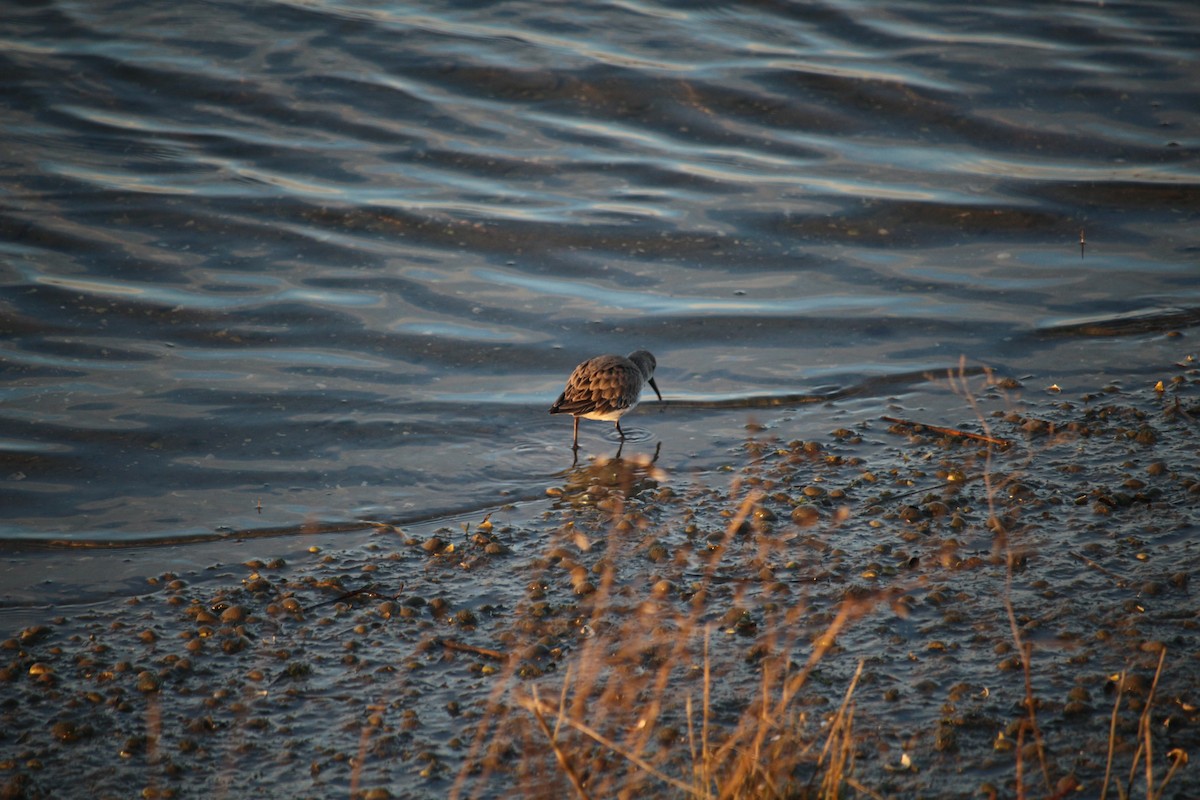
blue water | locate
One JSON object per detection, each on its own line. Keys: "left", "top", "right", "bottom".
{"left": 1, "top": 0, "right": 1197, "bottom": 545}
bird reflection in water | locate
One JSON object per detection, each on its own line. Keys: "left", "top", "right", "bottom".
{"left": 550, "top": 442, "right": 664, "bottom": 512}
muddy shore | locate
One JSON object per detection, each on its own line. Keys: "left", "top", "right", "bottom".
{"left": 2, "top": 363, "right": 1198, "bottom": 799}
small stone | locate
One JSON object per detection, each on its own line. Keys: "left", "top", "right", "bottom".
{"left": 791, "top": 507, "right": 819, "bottom": 527}
{"left": 50, "top": 721, "right": 80, "bottom": 743}
{"left": 20, "top": 625, "right": 53, "bottom": 645}
{"left": 136, "top": 671, "right": 160, "bottom": 693}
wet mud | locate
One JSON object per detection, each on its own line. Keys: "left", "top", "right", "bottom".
{"left": 2, "top": 362, "right": 1198, "bottom": 799}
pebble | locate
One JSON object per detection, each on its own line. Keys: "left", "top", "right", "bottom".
{"left": 791, "top": 507, "right": 819, "bottom": 526}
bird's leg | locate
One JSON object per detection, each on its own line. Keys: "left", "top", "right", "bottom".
{"left": 572, "top": 416, "right": 580, "bottom": 450}
{"left": 615, "top": 420, "right": 625, "bottom": 440}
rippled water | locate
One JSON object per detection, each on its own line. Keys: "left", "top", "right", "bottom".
{"left": 2, "top": 0, "right": 1197, "bottom": 546}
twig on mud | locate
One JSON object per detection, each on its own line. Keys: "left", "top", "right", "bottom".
{"left": 880, "top": 474, "right": 982, "bottom": 505}
{"left": 437, "top": 637, "right": 509, "bottom": 662}
{"left": 1070, "top": 551, "right": 1131, "bottom": 589}
{"left": 882, "top": 415, "right": 1012, "bottom": 448}
{"left": 307, "top": 583, "right": 404, "bottom": 611}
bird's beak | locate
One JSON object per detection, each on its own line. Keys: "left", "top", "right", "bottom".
{"left": 648, "top": 377, "right": 662, "bottom": 402}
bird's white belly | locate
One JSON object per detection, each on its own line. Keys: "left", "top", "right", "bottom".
{"left": 580, "top": 403, "right": 635, "bottom": 422}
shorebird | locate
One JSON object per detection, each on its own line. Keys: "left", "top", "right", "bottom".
{"left": 549, "top": 350, "right": 662, "bottom": 450}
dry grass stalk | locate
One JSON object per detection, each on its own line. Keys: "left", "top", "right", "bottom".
{"left": 949, "top": 361, "right": 1053, "bottom": 798}
{"left": 477, "top": 363, "right": 1196, "bottom": 799}
{"left": 1099, "top": 648, "right": 1185, "bottom": 800}
{"left": 524, "top": 683, "right": 593, "bottom": 800}
{"left": 517, "top": 589, "right": 883, "bottom": 799}
{"left": 1152, "top": 749, "right": 1188, "bottom": 800}
{"left": 684, "top": 628, "right": 713, "bottom": 797}
{"left": 349, "top": 700, "right": 391, "bottom": 798}
{"left": 947, "top": 363, "right": 1191, "bottom": 800}
{"left": 1100, "top": 668, "right": 1127, "bottom": 800}
{"left": 498, "top": 472, "right": 891, "bottom": 799}
{"left": 816, "top": 659, "right": 864, "bottom": 800}
{"left": 517, "top": 689, "right": 698, "bottom": 796}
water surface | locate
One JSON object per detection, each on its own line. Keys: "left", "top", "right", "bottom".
{"left": 1, "top": 0, "right": 1197, "bottom": 547}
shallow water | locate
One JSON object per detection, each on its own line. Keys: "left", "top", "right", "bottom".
{"left": 1, "top": 0, "right": 1198, "bottom": 550}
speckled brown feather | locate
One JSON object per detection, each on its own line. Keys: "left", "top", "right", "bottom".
{"left": 549, "top": 350, "right": 661, "bottom": 448}
{"left": 550, "top": 354, "right": 644, "bottom": 417}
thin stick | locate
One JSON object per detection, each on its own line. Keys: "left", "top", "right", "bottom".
{"left": 437, "top": 637, "right": 508, "bottom": 662}
{"left": 1070, "top": 551, "right": 1131, "bottom": 588}
{"left": 882, "top": 415, "right": 1012, "bottom": 448}
{"left": 307, "top": 584, "right": 400, "bottom": 610}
